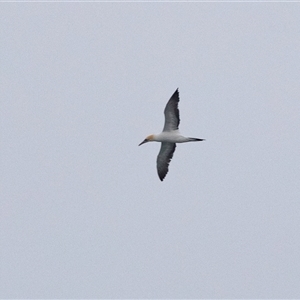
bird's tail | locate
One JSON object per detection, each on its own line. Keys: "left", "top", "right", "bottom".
{"left": 188, "top": 137, "right": 205, "bottom": 142}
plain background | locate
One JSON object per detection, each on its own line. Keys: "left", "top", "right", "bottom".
{"left": 1, "top": 3, "right": 300, "bottom": 298}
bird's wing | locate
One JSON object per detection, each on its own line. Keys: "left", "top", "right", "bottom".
{"left": 163, "top": 89, "right": 180, "bottom": 132}
{"left": 156, "top": 142, "right": 176, "bottom": 181}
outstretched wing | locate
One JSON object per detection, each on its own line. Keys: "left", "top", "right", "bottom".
{"left": 163, "top": 89, "right": 180, "bottom": 132}
{"left": 156, "top": 142, "right": 176, "bottom": 181}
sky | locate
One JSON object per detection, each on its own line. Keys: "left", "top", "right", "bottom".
{"left": 1, "top": 2, "right": 300, "bottom": 299}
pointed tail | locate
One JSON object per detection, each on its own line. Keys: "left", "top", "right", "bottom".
{"left": 188, "top": 137, "right": 205, "bottom": 142}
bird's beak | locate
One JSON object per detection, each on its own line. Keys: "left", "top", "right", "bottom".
{"left": 138, "top": 139, "right": 148, "bottom": 146}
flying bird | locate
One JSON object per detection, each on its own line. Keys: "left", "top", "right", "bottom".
{"left": 139, "top": 89, "right": 205, "bottom": 181}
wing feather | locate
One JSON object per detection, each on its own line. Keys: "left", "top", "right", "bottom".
{"left": 163, "top": 89, "right": 180, "bottom": 132}
{"left": 156, "top": 142, "right": 176, "bottom": 181}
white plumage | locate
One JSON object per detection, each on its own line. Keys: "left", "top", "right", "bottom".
{"left": 139, "top": 89, "right": 205, "bottom": 181}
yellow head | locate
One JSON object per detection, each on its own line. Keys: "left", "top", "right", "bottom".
{"left": 139, "top": 134, "right": 154, "bottom": 146}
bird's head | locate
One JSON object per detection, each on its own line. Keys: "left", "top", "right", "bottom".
{"left": 139, "top": 134, "right": 154, "bottom": 146}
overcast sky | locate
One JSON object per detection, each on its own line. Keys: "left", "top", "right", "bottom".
{"left": 1, "top": 2, "right": 300, "bottom": 298}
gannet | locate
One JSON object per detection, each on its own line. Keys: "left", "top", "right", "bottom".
{"left": 139, "top": 89, "right": 205, "bottom": 181}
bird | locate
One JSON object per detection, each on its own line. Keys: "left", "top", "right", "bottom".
{"left": 139, "top": 89, "right": 205, "bottom": 181}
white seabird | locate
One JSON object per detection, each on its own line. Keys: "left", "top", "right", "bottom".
{"left": 139, "top": 89, "right": 205, "bottom": 181}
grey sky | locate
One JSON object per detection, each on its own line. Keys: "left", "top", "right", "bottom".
{"left": 1, "top": 3, "right": 300, "bottom": 298}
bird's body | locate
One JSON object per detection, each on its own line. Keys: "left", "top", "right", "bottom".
{"left": 139, "top": 89, "right": 205, "bottom": 181}
{"left": 146, "top": 131, "right": 200, "bottom": 143}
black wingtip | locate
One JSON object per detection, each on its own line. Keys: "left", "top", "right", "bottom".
{"left": 158, "top": 174, "right": 165, "bottom": 181}
{"left": 169, "top": 88, "right": 179, "bottom": 103}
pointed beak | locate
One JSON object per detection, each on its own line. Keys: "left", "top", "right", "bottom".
{"left": 138, "top": 139, "right": 148, "bottom": 146}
